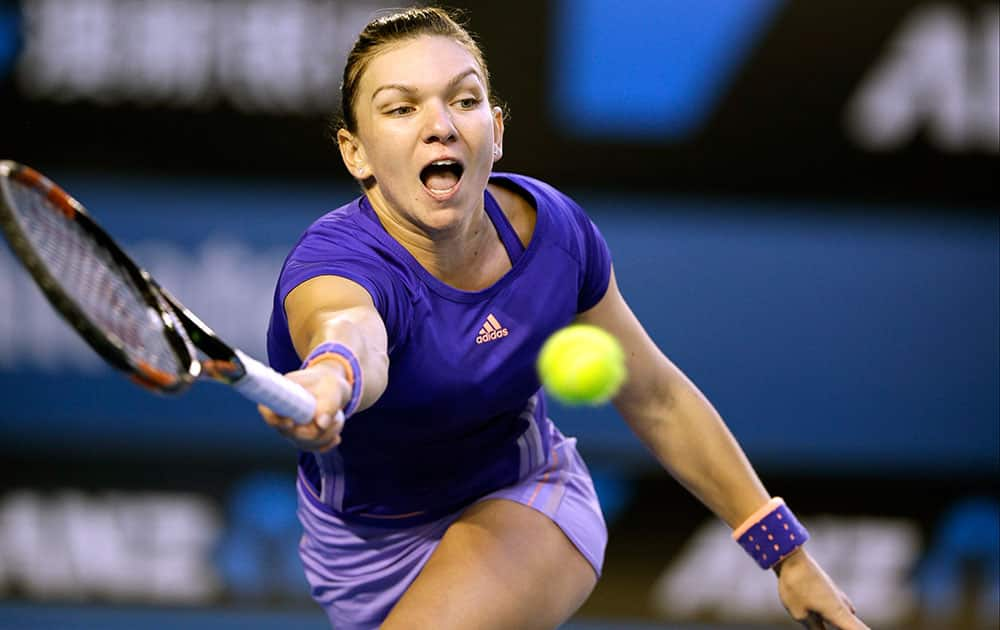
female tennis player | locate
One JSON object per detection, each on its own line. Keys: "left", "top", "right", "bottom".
{"left": 260, "top": 7, "right": 869, "bottom": 630}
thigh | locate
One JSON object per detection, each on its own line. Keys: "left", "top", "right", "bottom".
{"left": 380, "top": 498, "right": 598, "bottom": 630}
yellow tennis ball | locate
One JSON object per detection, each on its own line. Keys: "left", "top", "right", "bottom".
{"left": 537, "top": 324, "right": 626, "bottom": 405}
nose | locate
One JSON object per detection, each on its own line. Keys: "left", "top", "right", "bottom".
{"left": 421, "top": 101, "right": 457, "bottom": 144}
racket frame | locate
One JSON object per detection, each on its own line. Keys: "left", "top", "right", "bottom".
{"left": 0, "top": 159, "right": 316, "bottom": 424}
{"left": 0, "top": 160, "right": 199, "bottom": 391}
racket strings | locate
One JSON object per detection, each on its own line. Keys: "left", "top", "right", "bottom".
{"left": 6, "top": 180, "right": 183, "bottom": 377}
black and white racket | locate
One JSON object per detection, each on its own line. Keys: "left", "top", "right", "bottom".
{"left": 0, "top": 160, "right": 316, "bottom": 424}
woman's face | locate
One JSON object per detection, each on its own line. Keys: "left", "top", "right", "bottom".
{"left": 341, "top": 35, "right": 503, "bottom": 234}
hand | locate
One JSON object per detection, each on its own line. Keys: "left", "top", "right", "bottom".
{"left": 258, "top": 362, "right": 350, "bottom": 452}
{"left": 775, "top": 548, "right": 870, "bottom": 630}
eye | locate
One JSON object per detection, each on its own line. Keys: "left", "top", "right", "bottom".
{"left": 386, "top": 105, "right": 415, "bottom": 116}
{"left": 455, "top": 97, "right": 481, "bottom": 109}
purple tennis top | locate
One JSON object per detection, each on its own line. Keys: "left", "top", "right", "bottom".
{"left": 266, "top": 173, "right": 611, "bottom": 526}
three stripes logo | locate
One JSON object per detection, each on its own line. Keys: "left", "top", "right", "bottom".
{"left": 475, "top": 313, "right": 509, "bottom": 344}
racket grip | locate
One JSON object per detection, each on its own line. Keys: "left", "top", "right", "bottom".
{"left": 233, "top": 350, "right": 316, "bottom": 424}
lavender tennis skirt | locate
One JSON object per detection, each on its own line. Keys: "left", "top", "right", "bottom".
{"left": 296, "top": 428, "right": 607, "bottom": 630}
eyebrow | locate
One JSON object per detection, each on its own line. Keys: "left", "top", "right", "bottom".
{"left": 371, "top": 67, "right": 482, "bottom": 102}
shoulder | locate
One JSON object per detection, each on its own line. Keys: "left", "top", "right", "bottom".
{"left": 277, "top": 194, "right": 411, "bottom": 303}
{"left": 276, "top": 195, "right": 415, "bottom": 345}
{"left": 488, "top": 173, "right": 594, "bottom": 247}
{"left": 285, "top": 196, "right": 386, "bottom": 266}
{"left": 487, "top": 177, "right": 536, "bottom": 249}
{"left": 489, "top": 172, "right": 580, "bottom": 209}
{"left": 492, "top": 171, "right": 597, "bottom": 233}
{"left": 294, "top": 197, "right": 364, "bottom": 246}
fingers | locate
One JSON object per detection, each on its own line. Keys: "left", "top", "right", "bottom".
{"left": 830, "top": 611, "right": 870, "bottom": 630}
{"left": 797, "top": 607, "right": 870, "bottom": 630}
{"left": 825, "top": 594, "right": 870, "bottom": 630}
{"left": 257, "top": 361, "right": 352, "bottom": 451}
{"left": 258, "top": 403, "right": 345, "bottom": 452}
{"left": 842, "top": 591, "right": 857, "bottom": 615}
{"left": 798, "top": 612, "right": 826, "bottom": 630}
{"left": 258, "top": 403, "right": 294, "bottom": 433}
{"left": 778, "top": 549, "right": 868, "bottom": 630}
{"left": 313, "top": 411, "right": 346, "bottom": 452}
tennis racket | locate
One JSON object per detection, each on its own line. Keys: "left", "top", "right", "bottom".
{"left": 0, "top": 160, "right": 317, "bottom": 424}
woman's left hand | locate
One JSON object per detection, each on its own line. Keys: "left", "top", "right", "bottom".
{"left": 775, "top": 548, "right": 870, "bottom": 630}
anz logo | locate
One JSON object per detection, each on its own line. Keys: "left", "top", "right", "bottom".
{"left": 846, "top": 4, "right": 999, "bottom": 154}
{"left": 550, "top": 0, "right": 785, "bottom": 141}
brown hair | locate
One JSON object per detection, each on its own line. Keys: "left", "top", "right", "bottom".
{"left": 335, "top": 6, "right": 503, "bottom": 135}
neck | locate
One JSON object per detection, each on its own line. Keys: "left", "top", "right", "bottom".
{"left": 366, "top": 189, "right": 498, "bottom": 286}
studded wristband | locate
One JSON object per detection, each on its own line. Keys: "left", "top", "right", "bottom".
{"left": 731, "top": 497, "right": 809, "bottom": 570}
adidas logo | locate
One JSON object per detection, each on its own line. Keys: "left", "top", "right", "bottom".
{"left": 475, "top": 313, "right": 510, "bottom": 344}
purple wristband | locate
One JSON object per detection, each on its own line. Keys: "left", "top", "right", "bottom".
{"left": 301, "top": 342, "right": 363, "bottom": 418}
{"left": 735, "top": 501, "right": 810, "bottom": 570}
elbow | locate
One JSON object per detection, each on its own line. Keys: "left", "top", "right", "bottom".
{"left": 613, "top": 370, "right": 679, "bottom": 434}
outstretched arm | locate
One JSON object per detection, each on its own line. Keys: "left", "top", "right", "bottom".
{"left": 577, "top": 269, "right": 867, "bottom": 630}
{"left": 258, "top": 275, "right": 389, "bottom": 452}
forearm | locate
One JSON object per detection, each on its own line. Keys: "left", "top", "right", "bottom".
{"left": 615, "top": 359, "right": 770, "bottom": 528}
{"left": 283, "top": 275, "right": 391, "bottom": 414}
{"left": 300, "top": 308, "right": 389, "bottom": 412}
{"left": 581, "top": 271, "right": 772, "bottom": 527}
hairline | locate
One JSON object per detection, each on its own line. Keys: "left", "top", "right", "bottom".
{"left": 342, "top": 27, "right": 494, "bottom": 133}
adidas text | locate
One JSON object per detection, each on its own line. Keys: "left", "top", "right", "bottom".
{"left": 476, "top": 328, "right": 509, "bottom": 344}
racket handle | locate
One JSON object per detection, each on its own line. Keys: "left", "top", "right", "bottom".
{"left": 232, "top": 350, "right": 316, "bottom": 424}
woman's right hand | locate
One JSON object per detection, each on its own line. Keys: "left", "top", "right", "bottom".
{"left": 258, "top": 362, "right": 351, "bottom": 452}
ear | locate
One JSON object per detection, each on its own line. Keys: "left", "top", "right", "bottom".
{"left": 337, "top": 128, "right": 371, "bottom": 180}
{"left": 491, "top": 105, "right": 505, "bottom": 163}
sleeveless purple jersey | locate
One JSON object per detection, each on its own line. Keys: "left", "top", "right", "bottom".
{"left": 266, "top": 173, "right": 611, "bottom": 526}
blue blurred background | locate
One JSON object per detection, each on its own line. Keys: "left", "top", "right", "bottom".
{"left": 1, "top": 1, "right": 997, "bottom": 628}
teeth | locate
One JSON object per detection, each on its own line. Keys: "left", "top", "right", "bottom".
{"left": 430, "top": 160, "right": 457, "bottom": 166}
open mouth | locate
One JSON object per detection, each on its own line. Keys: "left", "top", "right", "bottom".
{"left": 419, "top": 159, "right": 464, "bottom": 197}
